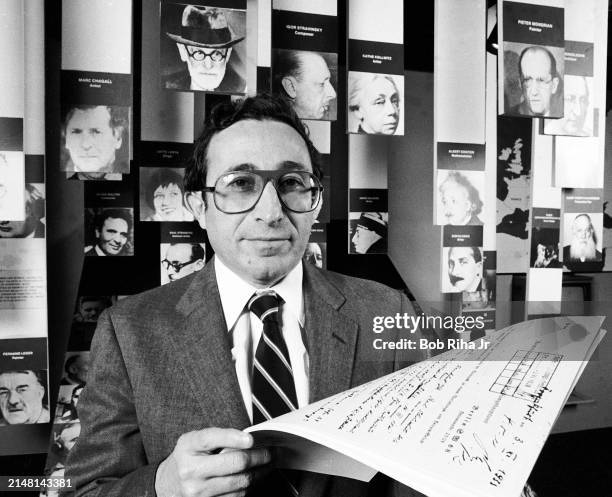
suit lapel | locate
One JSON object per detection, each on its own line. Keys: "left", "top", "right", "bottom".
{"left": 303, "top": 264, "right": 359, "bottom": 403}
{"left": 170, "top": 261, "right": 250, "bottom": 430}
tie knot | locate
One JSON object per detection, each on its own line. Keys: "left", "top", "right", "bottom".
{"left": 248, "top": 290, "right": 282, "bottom": 323}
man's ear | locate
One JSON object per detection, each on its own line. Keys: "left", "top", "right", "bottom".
{"left": 551, "top": 76, "right": 560, "bottom": 95}
{"left": 94, "top": 228, "right": 100, "bottom": 239}
{"left": 177, "top": 43, "right": 188, "bottom": 62}
{"left": 281, "top": 76, "right": 298, "bottom": 99}
{"left": 185, "top": 192, "right": 206, "bottom": 230}
{"left": 112, "top": 127, "right": 123, "bottom": 150}
{"left": 311, "top": 197, "right": 323, "bottom": 225}
{"left": 193, "top": 259, "right": 205, "bottom": 271}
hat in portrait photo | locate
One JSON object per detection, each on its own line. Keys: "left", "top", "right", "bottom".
{"left": 166, "top": 5, "right": 244, "bottom": 48}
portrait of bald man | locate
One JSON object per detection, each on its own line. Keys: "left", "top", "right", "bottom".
{"left": 273, "top": 49, "right": 338, "bottom": 120}
{"left": 506, "top": 45, "right": 563, "bottom": 118}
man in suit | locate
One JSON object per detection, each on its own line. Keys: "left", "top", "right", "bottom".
{"left": 84, "top": 208, "right": 132, "bottom": 256}
{"left": 164, "top": 5, "right": 246, "bottom": 93}
{"left": 510, "top": 46, "right": 562, "bottom": 118}
{"left": 66, "top": 95, "right": 428, "bottom": 496}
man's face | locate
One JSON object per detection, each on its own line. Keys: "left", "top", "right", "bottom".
{"left": 520, "top": 49, "right": 559, "bottom": 115}
{"left": 96, "top": 217, "right": 129, "bottom": 255}
{"left": 292, "top": 53, "right": 336, "bottom": 119}
{"left": 448, "top": 247, "right": 482, "bottom": 292}
{"left": 563, "top": 76, "right": 589, "bottom": 134}
{"left": 0, "top": 371, "right": 45, "bottom": 424}
{"left": 64, "top": 107, "right": 122, "bottom": 172}
{"left": 79, "top": 299, "right": 106, "bottom": 322}
{"left": 356, "top": 78, "right": 400, "bottom": 135}
{"left": 351, "top": 226, "right": 379, "bottom": 254}
{"left": 153, "top": 183, "right": 183, "bottom": 221}
{"left": 572, "top": 215, "right": 595, "bottom": 246}
{"left": 196, "top": 119, "right": 319, "bottom": 287}
{"left": 305, "top": 243, "right": 323, "bottom": 268}
{"left": 58, "top": 423, "right": 80, "bottom": 451}
{"left": 440, "top": 180, "right": 473, "bottom": 225}
{"left": 164, "top": 244, "right": 203, "bottom": 281}
{"left": 179, "top": 44, "right": 231, "bottom": 91}
{"left": 67, "top": 356, "right": 89, "bottom": 384}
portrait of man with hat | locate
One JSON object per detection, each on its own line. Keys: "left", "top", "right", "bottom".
{"left": 350, "top": 212, "right": 388, "bottom": 254}
{"left": 162, "top": 4, "right": 246, "bottom": 93}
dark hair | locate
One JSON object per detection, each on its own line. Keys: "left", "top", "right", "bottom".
{"left": 449, "top": 246, "right": 483, "bottom": 264}
{"left": 518, "top": 46, "right": 559, "bottom": 81}
{"left": 0, "top": 369, "right": 45, "bottom": 388}
{"left": 145, "top": 168, "right": 185, "bottom": 209}
{"left": 272, "top": 49, "right": 306, "bottom": 92}
{"left": 189, "top": 243, "right": 205, "bottom": 261}
{"left": 184, "top": 94, "right": 323, "bottom": 192}
{"left": 64, "top": 354, "right": 82, "bottom": 375}
{"left": 63, "top": 105, "right": 128, "bottom": 136}
{"left": 94, "top": 208, "right": 133, "bottom": 233}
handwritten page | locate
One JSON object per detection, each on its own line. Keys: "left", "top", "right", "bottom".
{"left": 247, "top": 316, "right": 605, "bottom": 497}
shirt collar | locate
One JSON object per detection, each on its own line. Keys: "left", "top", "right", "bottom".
{"left": 95, "top": 245, "right": 106, "bottom": 256}
{"left": 214, "top": 256, "right": 304, "bottom": 330}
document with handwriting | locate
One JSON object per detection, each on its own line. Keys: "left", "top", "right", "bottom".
{"left": 246, "top": 316, "right": 605, "bottom": 497}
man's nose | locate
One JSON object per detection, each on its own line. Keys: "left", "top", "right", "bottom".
{"left": 253, "top": 181, "right": 284, "bottom": 223}
{"left": 7, "top": 391, "right": 21, "bottom": 405}
{"left": 80, "top": 132, "right": 94, "bottom": 148}
{"left": 325, "top": 81, "right": 336, "bottom": 100}
{"left": 384, "top": 99, "right": 398, "bottom": 115}
{"left": 201, "top": 56, "right": 214, "bottom": 69}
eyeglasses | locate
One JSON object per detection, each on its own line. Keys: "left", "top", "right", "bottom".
{"left": 521, "top": 76, "right": 553, "bottom": 88}
{"left": 184, "top": 45, "right": 228, "bottom": 62}
{"left": 201, "top": 170, "right": 323, "bottom": 214}
{"left": 161, "top": 258, "right": 197, "bottom": 273}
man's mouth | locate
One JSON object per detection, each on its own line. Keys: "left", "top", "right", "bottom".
{"left": 0, "top": 225, "right": 13, "bottom": 232}
{"left": 449, "top": 275, "right": 464, "bottom": 286}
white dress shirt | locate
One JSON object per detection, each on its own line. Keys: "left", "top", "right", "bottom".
{"left": 215, "top": 257, "right": 310, "bottom": 422}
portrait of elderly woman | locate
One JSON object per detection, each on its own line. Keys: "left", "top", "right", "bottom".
{"left": 348, "top": 72, "right": 403, "bottom": 135}
{"left": 437, "top": 170, "right": 484, "bottom": 226}
{"left": 140, "top": 167, "right": 194, "bottom": 222}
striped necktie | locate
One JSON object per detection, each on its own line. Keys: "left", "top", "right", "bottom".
{"left": 248, "top": 290, "right": 298, "bottom": 424}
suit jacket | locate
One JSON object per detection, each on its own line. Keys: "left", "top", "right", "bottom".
{"left": 65, "top": 261, "right": 429, "bottom": 497}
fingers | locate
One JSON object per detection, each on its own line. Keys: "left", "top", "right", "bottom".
{"left": 206, "top": 466, "right": 273, "bottom": 496}
{"left": 203, "top": 448, "right": 272, "bottom": 478}
{"left": 181, "top": 428, "right": 254, "bottom": 454}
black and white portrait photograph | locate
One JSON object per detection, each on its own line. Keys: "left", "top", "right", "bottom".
{"left": 441, "top": 245, "right": 484, "bottom": 294}
{"left": 140, "top": 167, "right": 194, "bottom": 222}
{"left": 0, "top": 151, "right": 25, "bottom": 222}
{"left": 160, "top": 3, "right": 247, "bottom": 94}
{"left": 544, "top": 75, "right": 594, "bottom": 137}
{"left": 272, "top": 49, "right": 338, "bottom": 120}
{"left": 436, "top": 170, "right": 485, "bottom": 226}
{"left": 60, "top": 104, "right": 130, "bottom": 176}
{"left": 72, "top": 295, "right": 114, "bottom": 323}
{"left": 84, "top": 207, "right": 134, "bottom": 257}
{"left": 0, "top": 368, "right": 49, "bottom": 426}
{"left": 530, "top": 229, "right": 562, "bottom": 269}
{"left": 348, "top": 72, "right": 403, "bottom": 135}
{"left": 562, "top": 212, "right": 604, "bottom": 270}
{"left": 303, "top": 241, "right": 326, "bottom": 269}
{"left": 503, "top": 42, "right": 564, "bottom": 119}
{"left": 160, "top": 242, "right": 206, "bottom": 285}
{"left": 0, "top": 183, "right": 45, "bottom": 239}
{"left": 349, "top": 211, "right": 388, "bottom": 254}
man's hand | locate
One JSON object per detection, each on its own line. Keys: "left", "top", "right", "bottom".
{"left": 155, "top": 428, "right": 271, "bottom": 497}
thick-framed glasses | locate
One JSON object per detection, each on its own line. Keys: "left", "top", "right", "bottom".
{"left": 162, "top": 258, "right": 196, "bottom": 272}
{"left": 184, "top": 45, "right": 227, "bottom": 62}
{"left": 521, "top": 76, "right": 553, "bottom": 88}
{"left": 201, "top": 170, "right": 323, "bottom": 214}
